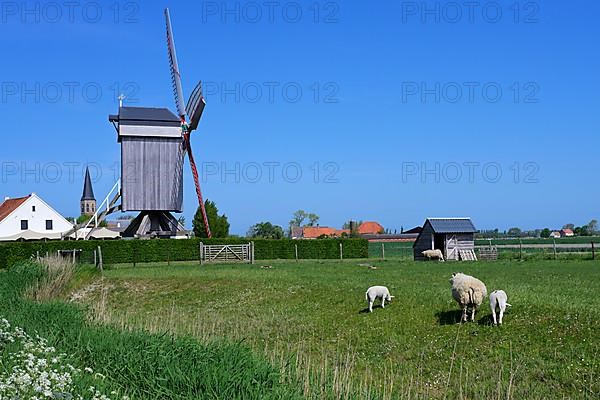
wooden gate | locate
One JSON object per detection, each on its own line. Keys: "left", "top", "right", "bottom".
{"left": 200, "top": 242, "right": 254, "bottom": 264}
{"left": 445, "top": 234, "right": 458, "bottom": 261}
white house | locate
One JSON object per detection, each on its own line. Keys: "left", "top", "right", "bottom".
{"left": 0, "top": 193, "right": 74, "bottom": 241}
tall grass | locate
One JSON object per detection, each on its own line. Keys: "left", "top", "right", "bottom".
{"left": 25, "top": 255, "right": 76, "bottom": 301}
{"left": 0, "top": 262, "right": 302, "bottom": 399}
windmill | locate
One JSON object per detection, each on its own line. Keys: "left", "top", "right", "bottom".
{"left": 102, "top": 8, "right": 211, "bottom": 238}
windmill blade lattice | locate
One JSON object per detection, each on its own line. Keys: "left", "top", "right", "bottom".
{"left": 165, "top": 8, "right": 187, "bottom": 120}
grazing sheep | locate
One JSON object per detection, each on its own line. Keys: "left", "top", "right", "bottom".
{"left": 449, "top": 273, "right": 487, "bottom": 322}
{"left": 422, "top": 249, "right": 445, "bottom": 262}
{"left": 489, "top": 290, "right": 511, "bottom": 325}
{"left": 365, "top": 286, "right": 394, "bottom": 313}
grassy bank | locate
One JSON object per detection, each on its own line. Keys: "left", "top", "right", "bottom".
{"left": 68, "top": 259, "right": 600, "bottom": 399}
{"left": 0, "top": 261, "right": 301, "bottom": 399}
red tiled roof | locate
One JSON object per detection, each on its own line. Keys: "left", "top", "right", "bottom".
{"left": 561, "top": 228, "right": 574, "bottom": 234}
{"left": 0, "top": 195, "right": 31, "bottom": 223}
{"left": 358, "top": 221, "right": 384, "bottom": 234}
{"left": 302, "top": 227, "right": 349, "bottom": 239}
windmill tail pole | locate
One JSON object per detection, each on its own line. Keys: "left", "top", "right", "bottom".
{"left": 185, "top": 134, "right": 212, "bottom": 238}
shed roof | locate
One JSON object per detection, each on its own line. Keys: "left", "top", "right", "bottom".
{"left": 427, "top": 218, "right": 476, "bottom": 233}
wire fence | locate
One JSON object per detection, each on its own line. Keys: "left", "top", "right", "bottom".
{"left": 368, "top": 241, "right": 600, "bottom": 261}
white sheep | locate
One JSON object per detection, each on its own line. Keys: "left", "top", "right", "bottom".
{"left": 489, "top": 290, "right": 511, "bottom": 325}
{"left": 422, "top": 249, "right": 445, "bottom": 262}
{"left": 449, "top": 272, "right": 487, "bottom": 322}
{"left": 365, "top": 286, "right": 394, "bottom": 313}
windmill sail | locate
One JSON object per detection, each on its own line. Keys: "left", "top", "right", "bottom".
{"left": 165, "top": 8, "right": 187, "bottom": 119}
{"left": 186, "top": 81, "right": 206, "bottom": 131}
{"left": 164, "top": 8, "right": 212, "bottom": 239}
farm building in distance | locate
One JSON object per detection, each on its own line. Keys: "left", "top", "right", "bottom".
{"left": 291, "top": 226, "right": 349, "bottom": 239}
{"left": 357, "top": 221, "right": 384, "bottom": 235}
{"left": 0, "top": 193, "right": 74, "bottom": 241}
{"left": 413, "top": 218, "right": 477, "bottom": 261}
{"left": 560, "top": 228, "right": 574, "bottom": 237}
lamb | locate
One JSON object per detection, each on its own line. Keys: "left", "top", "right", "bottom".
{"left": 449, "top": 273, "right": 487, "bottom": 322}
{"left": 365, "top": 286, "right": 394, "bottom": 313}
{"left": 422, "top": 249, "right": 445, "bottom": 262}
{"left": 489, "top": 290, "right": 511, "bottom": 325}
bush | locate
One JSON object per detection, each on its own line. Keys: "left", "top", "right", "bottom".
{"left": 0, "top": 238, "right": 368, "bottom": 268}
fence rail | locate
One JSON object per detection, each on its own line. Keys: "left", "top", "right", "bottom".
{"left": 368, "top": 241, "right": 599, "bottom": 261}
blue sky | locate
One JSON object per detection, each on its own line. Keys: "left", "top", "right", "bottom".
{"left": 1, "top": 0, "right": 598, "bottom": 234}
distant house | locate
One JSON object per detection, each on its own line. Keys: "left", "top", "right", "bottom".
{"left": 292, "top": 226, "right": 349, "bottom": 239}
{"left": 550, "top": 231, "right": 561, "bottom": 239}
{"left": 413, "top": 218, "right": 477, "bottom": 261}
{"left": 0, "top": 193, "right": 73, "bottom": 241}
{"left": 560, "top": 228, "right": 574, "bottom": 237}
{"left": 357, "top": 221, "right": 384, "bottom": 235}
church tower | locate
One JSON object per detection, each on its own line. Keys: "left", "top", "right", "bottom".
{"left": 81, "top": 167, "right": 96, "bottom": 216}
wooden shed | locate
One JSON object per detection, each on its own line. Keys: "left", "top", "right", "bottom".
{"left": 413, "top": 218, "right": 477, "bottom": 261}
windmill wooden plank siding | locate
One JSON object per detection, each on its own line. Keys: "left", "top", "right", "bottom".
{"left": 110, "top": 106, "right": 185, "bottom": 212}
{"left": 121, "top": 137, "right": 184, "bottom": 211}
{"left": 413, "top": 218, "right": 477, "bottom": 261}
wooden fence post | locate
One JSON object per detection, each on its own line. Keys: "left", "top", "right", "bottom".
{"left": 381, "top": 243, "right": 385, "bottom": 260}
{"left": 519, "top": 239, "right": 522, "bottom": 261}
{"left": 93, "top": 249, "right": 97, "bottom": 266}
{"left": 132, "top": 243, "right": 136, "bottom": 268}
{"left": 97, "top": 246, "right": 103, "bottom": 272}
{"left": 340, "top": 242, "right": 343, "bottom": 261}
{"left": 199, "top": 242, "right": 204, "bottom": 265}
{"left": 295, "top": 244, "right": 299, "bottom": 262}
{"left": 167, "top": 240, "right": 171, "bottom": 266}
{"left": 251, "top": 241, "right": 255, "bottom": 264}
{"left": 592, "top": 241, "right": 595, "bottom": 260}
{"left": 553, "top": 239, "right": 557, "bottom": 260}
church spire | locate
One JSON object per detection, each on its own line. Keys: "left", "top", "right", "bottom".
{"left": 81, "top": 167, "right": 95, "bottom": 201}
{"left": 81, "top": 167, "right": 97, "bottom": 216}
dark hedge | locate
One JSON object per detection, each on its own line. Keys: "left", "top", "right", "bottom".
{"left": 0, "top": 238, "right": 368, "bottom": 268}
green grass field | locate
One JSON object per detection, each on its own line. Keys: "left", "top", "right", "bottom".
{"left": 64, "top": 259, "right": 600, "bottom": 399}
